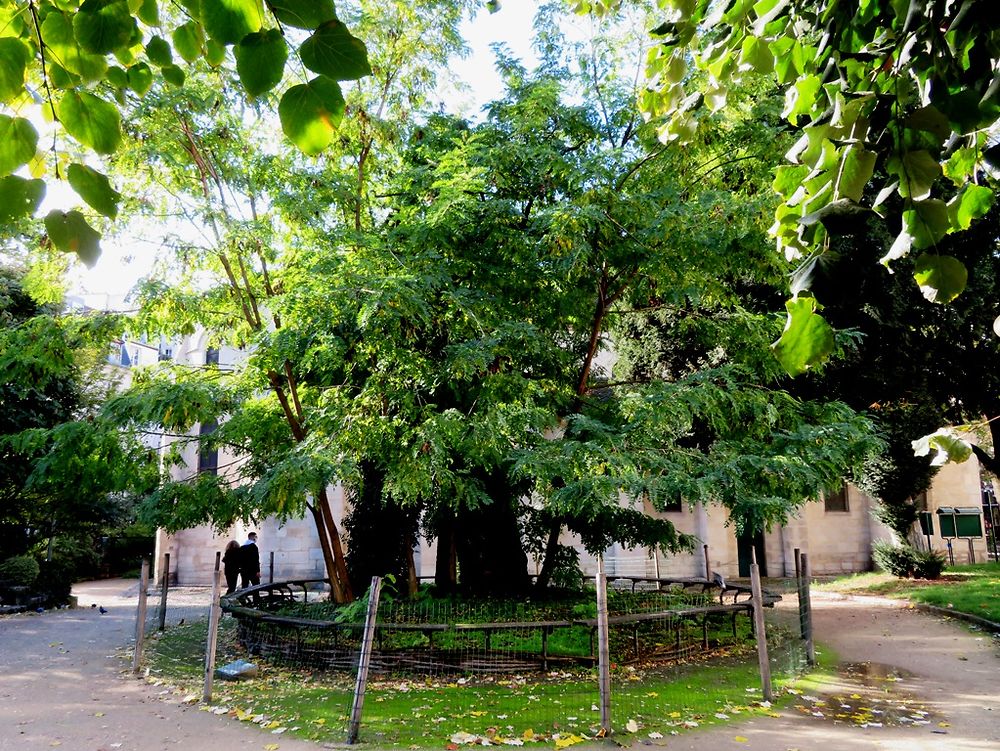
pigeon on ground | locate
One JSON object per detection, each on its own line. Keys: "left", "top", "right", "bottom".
{"left": 98, "top": 606, "right": 108, "bottom": 614}
{"left": 712, "top": 571, "right": 727, "bottom": 591}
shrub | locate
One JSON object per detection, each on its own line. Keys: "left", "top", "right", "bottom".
{"left": 872, "top": 540, "right": 917, "bottom": 578}
{"left": 912, "top": 549, "right": 946, "bottom": 580}
{"left": 0, "top": 555, "right": 40, "bottom": 587}
{"left": 36, "top": 559, "right": 75, "bottom": 606}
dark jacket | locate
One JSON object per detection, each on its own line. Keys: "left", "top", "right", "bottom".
{"left": 241, "top": 541, "right": 260, "bottom": 575}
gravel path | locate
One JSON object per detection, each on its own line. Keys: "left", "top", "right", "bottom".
{"left": 0, "top": 581, "right": 997, "bottom": 750}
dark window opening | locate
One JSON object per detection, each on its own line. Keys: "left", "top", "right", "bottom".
{"left": 205, "top": 347, "right": 220, "bottom": 366}
{"left": 824, "top": 486, "right": 849, "bottom": 512}
{"left": 198, "top": 420, "right": 218, "bottom": 475}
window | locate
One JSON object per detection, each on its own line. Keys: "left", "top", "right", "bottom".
{"left": 644, "top": 489, "right": 683, "bottom": 513}
{"left": 205, "top": 347, "right": 220, "bottom": 366}
{"left": 824, "top": 486, "right": 849, "bottom": 512}
{"left": 198, "top": 420, "right": 218, "bottom": 475}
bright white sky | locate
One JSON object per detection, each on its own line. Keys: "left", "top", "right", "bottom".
{"left": 67, "top": 0, "right": 559, "bottom": 308}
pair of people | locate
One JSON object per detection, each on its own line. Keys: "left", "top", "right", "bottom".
{"left": 222, "top": 532, "right": 261, "bottom": 594}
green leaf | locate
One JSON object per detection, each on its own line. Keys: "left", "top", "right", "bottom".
{"left": 56, "top": 90, "right": 122, "bottom": 154}
{"left": 200, "top": 0, "right": 263, "bottom": 45}
{"left": 835, "top": 145, "right": 876, "bottom": 203}
{"left": 106, "top": 65, "right": 128, "bottom": 89}
{"left": 948, "top": 183, "right": 993, "bottom": 231}
{"left": 268, "top": 0, "right": 336, "bottom": 29}
{"left": 278, "top": 76, "right": 345, "bottom": 155}
{"left": 0, "top": 37, "right": 29, "bottom": 102}
{"left": 172, "top": 21, "right": 205, "bottom": 63}
{"left": 146, "top": 35, "right": 173, "bottom": 66}
{"left": 205, "top": 38, "right": 227, "bottom": 66}
{"left": 73, "top": 0, "right": 136, "bottom": 55}
{"left": 135, "top": 0, "right": 159, "bottom": 25}
{"left": 892, "top": 150, "right": 941, "bottom": 200}
{"left": 161, "top": 64, "right": 186, "bottom": 86}
{"left": 67, "top": 163, "right": 121, "bottom": 218}
{"left": 127, "top": 62, "right": 153, "bottom": 95}
{"left": 912, "top": 253, "right": 967, "bottom": 304}
{"left": 943, "top": 147, "right": 977, "bottom": 187}
{"left": 0, "top": 116, "right": 38, "bottom": 174}
{"left": 44, "top": 209, "right": 102, "bottom": 267}
{"left": 234, "top": 28, "right": 287, "bottom": 96}
{"left": 0, "top": 175, "right": 45, "bottom": 222}
{"left": 903, "top": 199, "right": 949, "bottom": 250}
{"left": 300, "top": 20, "right": 371, "bottom": 81}
{"left": 48, "top": 63, "right": 82, "bottom": 89}
{"left": 40, "top": 11, "right": 108, "bottom": 82}
{"left": 771, "top": 295, "right": 835, "bottom": 376}
{"left": 912, "top": 429, "right": 972, "bottom": 466}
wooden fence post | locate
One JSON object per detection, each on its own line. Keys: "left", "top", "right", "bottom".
{"left": 202, "top": 558, "right": 223, "bottom": 703}
{"left": 347, "top": 576, "right": 383, "bottom": 744}
{"left": 749, "top": 549, "right": 773, "bottom": 701}
{"left": 596, "top": 556, "right": 612, "bottom": 736}
{"left": 132, "top": 559, "right": 149, "bottom": 675}
{"left": 793, "top": 547, "right": 801, "bottom": 582}
{"left": 158, "top": 552, "right": 170, "bottom": 631}
{"left": 269, "top": 551, "right": 275, "bottom": 583}
{"left": 800, "top": 552, "right": 815, "bottom": 666}
{"left": 703, "top": 544, "right": 711, "bottom": 580}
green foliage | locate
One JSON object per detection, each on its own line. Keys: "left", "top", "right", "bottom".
{"left": 66, "top": 163, "right": 121, "bottom": 219}
{"left": 872, "top": 541, "right": 943, "bottom": 580}
{"left": 627, "top": 0, "right": 1000, "bottom": 373}
{"left": 0, "top": 554, "right": 39, "bottom": 586}
{"left": 43, "top": 210, "right": 102, "bottom": 267}
{"left": 35, "top": 558, "right": 74, "bottom": 606}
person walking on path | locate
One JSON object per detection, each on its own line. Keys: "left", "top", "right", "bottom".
{"left": 221, "top": 540, "right": 241, "bottom": 594}
{"left": 239, "top": 532, "right": 260, "bottom": 589}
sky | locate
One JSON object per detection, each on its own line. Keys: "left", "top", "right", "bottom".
{"left": 67, "top": 0, "right": 553, "bottom": 308}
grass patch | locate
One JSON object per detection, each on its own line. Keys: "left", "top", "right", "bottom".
{"left": 816, "top": 562, "right": 1000, "bottom": 622}
{"left": 143, "top": 617, "right": 822, "bottom": 747}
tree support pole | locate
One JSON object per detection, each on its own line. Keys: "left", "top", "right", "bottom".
{"left": 749, "top": 549, "right": 773, "bottom": 701}
{"left": 158, "top": 552, "right": 170, "bottom": 632}
{"left": 800, "top": 552, "right": 815, "bottom": 666}
{"left": 596, "top": 556, "right": 612, "bottom": 736}
{"left": 132, "top": 559, "right": 149, "bottom": 675}
{"left": 347, "top": 577, "right": 383, "bottom": 744}
{"left": 202, "top": 558, "right": 223, "bottom": 703}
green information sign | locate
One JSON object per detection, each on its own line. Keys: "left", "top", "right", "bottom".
{"left": 918, "top": 511, "right": 934, "bottom": 536}
{"left": 936, "top": 507, "right": 983, "bottom": 538}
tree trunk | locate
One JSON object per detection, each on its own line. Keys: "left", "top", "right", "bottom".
{"left": 405, "top": 539, "right": 419, "bottom": 596}
{"left": 434, "top": 511, "right": 458, "bottom": 592}
{"left": 534, "top": 518, "right": 563, "bottom": 591}
{"left": 318, "top": 487, "right": 354, "bottom": 602}
{"left": 308, "top": 503, "right": 342, "bottom": 602}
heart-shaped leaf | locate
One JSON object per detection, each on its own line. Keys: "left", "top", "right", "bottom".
{"left": 44, "top": 209, "right": 102, "bottom": 267}
{"left": 172, "top": 20, "right": 205, "bottom": 63}
{"left": 0, "top": 37, "right": 29, "bottom": 102}
{"left": 67, "top": 163, "right": 121, "bottom": 218}
{"left": 268, "top": 0, "right": 336, "bottom": 29}
{"left": 73, "top": 0, "right": 137, "bottom": 55}
{"left": 912, "top": 253, "right": 967, "bottom": 304}
{"left": 127, "top": 62, "right": 153, "bottom": 95}
{"left": 234, "top": 28, "right": 287, "bottom": 96}
{"left": 300, "top": 20, "right": 371, "bottom": 81}
{"left": 0, "top": 116, "right": 39, "bottom": 173}
{"left": 201, "top": 0, "right": 263, "bottom": 45}
{"left": 772, "top": 295, "right": 835, "bottom": 376}
{"left": 0, "top": 175, "right": 45, "bottom": 222}
{"left": 40, "top": 11, "right": 108, "bottom": 82}
{"left": 57, "top": 90, "right": 122, "bottom": 154}
{"left": 278, "top": 76, "right": 345, "bottom": 155}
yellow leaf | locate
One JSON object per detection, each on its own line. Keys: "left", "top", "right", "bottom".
{"left": 938, "top": 722, "right": 950, "bottom": 728}
{"left": 668, "top": 711, "right": 681, "bottom": 718}
{"left": 522, "top": 729, "right": 534, "bottom": 740}
{"left": 734, "top": 737, "right": 749, "bottom": 743}
{"left": 554, "top": 734, "right": 584, "bottom": 749}
{"left": 94, "top": 712, "right": 105, "bottom": 717}
{"left": 470, "top": 711, "right": 486, "bottom": 717}
{"left": 264, "top": 745, "right": 280, "bottom": 751}
{"left": 312, "top": 718, "right": 326, "bottom": 725}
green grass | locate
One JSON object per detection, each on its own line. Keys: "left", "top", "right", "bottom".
{"left": 144, "top": 617, "right": 823, "bottom": 747}
{"left": 817, "top": 562, "right": 1000, "bottom": 622}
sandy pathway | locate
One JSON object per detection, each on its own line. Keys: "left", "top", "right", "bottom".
{"left": 669, "top": 594, "right": 999, "bottom": 750}
{"left": 0, "top": 579, "right": 320, "bottom": 751}
{"left": 1, "top": 582, "right": 997, "bottom": 750}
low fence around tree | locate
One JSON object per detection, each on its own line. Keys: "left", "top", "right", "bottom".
{"left": 135, "top": 553, "right": 816, "bottom": 746}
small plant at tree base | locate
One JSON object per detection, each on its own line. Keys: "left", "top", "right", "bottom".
{"left": 0, "top": 555, "right": 40, "bottom": 587}
{"left": 911, "top": 550, "right": 946, "bottom": 580}
{"left": 872, "top": 541, "right": 918, "bottom": 578}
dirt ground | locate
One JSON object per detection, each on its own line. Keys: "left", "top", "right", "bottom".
{"left": 0, "top": 581, "right": 997, "bottom": 751}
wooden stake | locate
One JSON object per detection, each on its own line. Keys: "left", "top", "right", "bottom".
{"left": 269, "top": 550, "right": 275, "bottom": 583}
{"left": 596, "top": 556, "right": 612, "bottom": 736}
{"left": 800, "top": 552, "right": 815, "bottom": 666}
{"left": 749, "top": 548, "right": 773, "bottom": 701}
{"left": 202, "top": 563, "right": 223, "bottom": 703}
{"left": 793, "top": 547, "right": 801, "bottom": 582}
{"left": 158, "top": 552, "right": 170, "bottom": 631}
{"left": 348, "top": 576, "right": 383, "bottom": 744}
{"left": 132, "top": 559, "right": 149, "bottom": 675}
{"left": 703, "top": 544, "right": 711, "bottom": 580}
